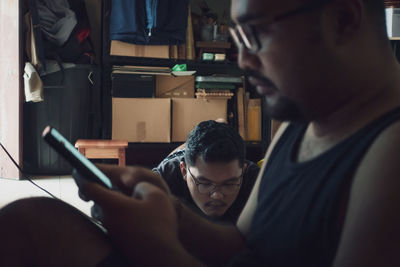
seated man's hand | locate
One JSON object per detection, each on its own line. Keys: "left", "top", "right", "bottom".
{"left": 79, "top": 180, "right": 183, "bottom": 265}
{"left": 73, "top": 164, "right": 170, "bottom": 199}
{"left": 73, "top": 164, "right": 171, "bottom": 221}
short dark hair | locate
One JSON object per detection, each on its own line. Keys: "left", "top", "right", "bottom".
{"left": 184, "top": 120, "right": 246, "bottom": 167}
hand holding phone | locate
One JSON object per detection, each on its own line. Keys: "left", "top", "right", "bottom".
{"left": 42, "top": 126, "right": 115, "bottom": 190}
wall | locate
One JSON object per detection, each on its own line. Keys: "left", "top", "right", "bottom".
{"left": 0, "top": 0, "right": 22, "bottom": 179}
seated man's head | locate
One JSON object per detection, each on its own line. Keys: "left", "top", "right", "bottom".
{"left": 180, "top": 120, "right": 246, "bottom": 218}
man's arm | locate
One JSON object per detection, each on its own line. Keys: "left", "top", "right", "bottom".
{"left": 175, "top": 197, "right": 245, "bottom": 266}
{"left": 81, "top": 180, "right": 205, "bottom": 267}
{"left": 83, "top": 122, "right": 290, "bottom": 266}
{"left": 92, "top": 164, "right": 244, "bottom": 266}
{"left": 333, "top": 121, "right": 400, "bottom": 266}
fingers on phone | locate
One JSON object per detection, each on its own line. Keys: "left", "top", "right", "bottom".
{"left": 96, "top": 163, "right": 129, "bottom": 178}
{"left": 133, "top": 182, "right": 168, "bottom": 204}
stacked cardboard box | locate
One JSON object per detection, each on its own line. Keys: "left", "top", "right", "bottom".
{"left": 112, "top": 97, "right": 227, "bottom": 143}
{"left": 171, "top": 98, "right": 227, "bottom": 142}
{"left": 112, "top": 98, "right": 171, "bottom": 143}
{"left": 110, "top": 41, "right": 170, "bottom": 59}
{"left": 156, "top": 75, "right": 195, "bottom": 98}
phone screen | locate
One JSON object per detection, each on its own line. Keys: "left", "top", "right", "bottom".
{"left": 43, "top": 127, "right": 113, "bottom": 189}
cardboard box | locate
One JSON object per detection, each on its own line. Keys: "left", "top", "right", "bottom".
{"left": 156, "top": 75, "right": 195, "bottom": 98}
{"left": 386, "top": 8, "right": 400, "bottom": 38}
{"left": 112, "top": 98, "right": 171, "bottom": 142}
{"left": 172, "top": 98, "right": 227, "bottom": 142}
{"left": 246, "top": 99, "right": 262, "bottom": 141}
{"left": 110, "top": 40, "right": 170, "bottom": 58}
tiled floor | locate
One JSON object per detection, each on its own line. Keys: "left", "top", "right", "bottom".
{"left": 0, "top": 175, "right": 93, "bottom": 216}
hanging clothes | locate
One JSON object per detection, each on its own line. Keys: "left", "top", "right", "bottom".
{"left": 36, "top": 0, "right": 77, "bottom": 46}
{"left": 110, "top": 0, "right": 189, "bottom": 45}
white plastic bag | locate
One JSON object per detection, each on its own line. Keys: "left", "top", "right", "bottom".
{"left": 24, "top": 62, "right": 44, "bottom": 102}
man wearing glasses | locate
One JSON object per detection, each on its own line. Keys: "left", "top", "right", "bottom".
{"left": 153, "top": 120, "right": 259, "bottom": 224}
{"left": 2, "top": 0, "right": 400, "bottom": 266}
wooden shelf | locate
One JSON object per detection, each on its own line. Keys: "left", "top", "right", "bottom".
{"left": 106, "top": 56, "right": 244, "bottom": 76}
{"left": 107, "top": 55, "right": 238, "bottom": 66}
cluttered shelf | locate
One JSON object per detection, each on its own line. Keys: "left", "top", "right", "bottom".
{"left": 106, "top": 56, "right": 243, "bottom": 76}
{"left": 107, "top": 55, "right": 240, "bottom": 67}
{"left": 101, "top": 0, "right": 241, "bottom": 73}
{"left": 100, "top": 0, "right": 270, "bottom": 162}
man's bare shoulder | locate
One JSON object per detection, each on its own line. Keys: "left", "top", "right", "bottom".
{"left": 333, "top": 120, "right": 400, "bottom": 266}
{"left": 354, "top": 119, "right": 400, "bottom": 179}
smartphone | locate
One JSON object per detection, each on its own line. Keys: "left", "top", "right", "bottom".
{"left": 42, "top": 126, "right": 113, "bottom": 189}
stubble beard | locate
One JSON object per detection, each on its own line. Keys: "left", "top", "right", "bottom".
{"left": 245, "top": 69, "right": 306, "bottom": 122}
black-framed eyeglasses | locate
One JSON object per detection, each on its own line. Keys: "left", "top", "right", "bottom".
{"left": 187, "top": 167, "right": 243, "bottom": 196}
{"left": 229, "top": 0, "right": 331, "bottom": 53}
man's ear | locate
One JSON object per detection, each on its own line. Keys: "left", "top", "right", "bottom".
{"left": 180, "top": 161, "right": 187, "bottom": 181}
{"left": 329, "top": 0, "right": 363, "bottom": 44}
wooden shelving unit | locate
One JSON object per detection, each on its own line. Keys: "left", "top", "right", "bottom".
{"left": 100, "top": 0, "right": 270, "bottom": 167}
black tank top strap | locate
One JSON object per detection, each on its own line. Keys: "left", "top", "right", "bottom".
{"left": 246, "top": 105, "right": 400, "bottom": 267}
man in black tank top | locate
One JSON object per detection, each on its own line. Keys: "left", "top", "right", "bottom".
{"left": 1, "top": 0, "right": 400, "bottom": 266}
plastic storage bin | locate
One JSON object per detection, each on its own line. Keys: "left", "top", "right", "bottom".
{"left": 23, "top": 64, "right": 102, "bottom": 175}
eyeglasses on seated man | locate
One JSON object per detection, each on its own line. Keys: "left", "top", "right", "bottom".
{"left": 153, "top": 120, "right": 259, "bottom": 224}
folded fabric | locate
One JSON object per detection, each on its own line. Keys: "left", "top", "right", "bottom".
{"left": 24, "top": 62, "right": 44, "bottom": 103}
{"left": 36, "top": 0, "right": 77, "bottom": 46}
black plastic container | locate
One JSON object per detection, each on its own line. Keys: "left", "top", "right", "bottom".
{"left": 23, "top": 64, "right": 102, "bottom": 175}
{"left": 111, "top": 73, "right": 155, "bottom": 98}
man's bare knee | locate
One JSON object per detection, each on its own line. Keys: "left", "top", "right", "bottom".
{"left": 0, "top": 197, "right": 113, "bottom": 267}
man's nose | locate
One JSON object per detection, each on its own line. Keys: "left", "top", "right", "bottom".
{"left": 238, "top": 46, "right": 261, "bottom": 71}
{"left": 210, "top": 190, "right": 224, "bottom": 200}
